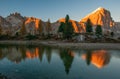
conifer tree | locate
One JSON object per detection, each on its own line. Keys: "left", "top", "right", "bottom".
{"left": 58, "top": 22, "right": 65, "bottom": 32}
{"left": 86, "top": 19, "right": 93, "bottom": 33}
{"left": 95, "top": 25, "right": 102, "bottom": 38}
{"left": 58, "top": 14, "right": 74, "bottom": 39}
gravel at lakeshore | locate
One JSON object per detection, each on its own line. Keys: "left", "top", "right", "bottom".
{"left": 0, "top": 40, "right": 120, "bottom": 49}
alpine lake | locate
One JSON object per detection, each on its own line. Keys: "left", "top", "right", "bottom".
{"left": 0, "top": 45, "right": 120, "bottom": 79}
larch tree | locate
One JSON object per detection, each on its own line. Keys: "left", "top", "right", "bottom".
{"left": 20, "top": 21, "right": 27, "bottom": 36}
{"left": 46, "top": 19, "right": 51, "bottom": 35}
{"left": 38, "top": 20, "right": 43, "bottom": 35}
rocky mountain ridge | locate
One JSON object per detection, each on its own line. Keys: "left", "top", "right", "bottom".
{"left": 0, "top": 7, "right": 120, "bottom": 36}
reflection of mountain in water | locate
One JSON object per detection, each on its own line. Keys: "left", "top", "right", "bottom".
{"left": 82, "top": 50, "right": 111, "bottom": 69}
{"left": 0, "top": 46, "right": 75, "bottom": 75}
{"left": 0, "top": 46, "right": 47, "bottom": 63}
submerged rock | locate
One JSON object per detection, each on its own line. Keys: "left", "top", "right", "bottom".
{"left": 0, "top": 73, "right": 9, "bottom": 79}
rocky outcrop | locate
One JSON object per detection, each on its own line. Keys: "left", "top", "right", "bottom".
{"left": 5, "top": 12, "right": 25, "bottom": 35}
{"left": 6, "top": 12, "right": 24, "bottom": 27}
{"left": 113, "top": 22, "right": 120, "bottom": 33}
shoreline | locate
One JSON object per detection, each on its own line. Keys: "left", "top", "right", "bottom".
{"left": 0, "top": 40, "right": 120, "bottom": 49}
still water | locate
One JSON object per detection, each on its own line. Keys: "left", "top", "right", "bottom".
{"left": 0, "top": 45, "right": 120, "bottom": 79}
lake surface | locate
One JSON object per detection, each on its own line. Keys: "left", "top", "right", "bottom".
{"left": 0, "top": 45, "right": 120, "bottom": 79}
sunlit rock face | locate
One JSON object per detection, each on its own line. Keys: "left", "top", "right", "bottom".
{"left": 80, "top": 7, "right": 114, "bottom": 32}
{"left": 25, "top": 17, "right": 40, "bottom": 35}
{"left": 82, "top": 50, "right": 111, "bottom": 69}
{"left": 25, "top": 17, "right": 40, "bottom": 29}
{"left": 58, "top": 18, "right": 81, "bottom": 33}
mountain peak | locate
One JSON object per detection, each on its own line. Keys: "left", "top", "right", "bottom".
{"left": 80, "top": 7, "right": 114, "bottom": 28}
{"left": 96, "top": 7, "right": 105, "bottom": 10}
{"left": 90, "top": 7, "right": 107, "bottom": 15}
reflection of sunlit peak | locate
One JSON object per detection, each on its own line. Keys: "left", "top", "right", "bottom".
{"left": 92, "top": 50, "right": 110, "bottom": 69}
{"left": 82, "top": 50, "right": 110, "bottom": 69}
{"left": 26, "top": 48, "right": 39, "bottom": 59}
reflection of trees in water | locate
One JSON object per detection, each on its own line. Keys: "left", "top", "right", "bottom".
{"left": 0, "top": 49, "right": 3, "bottom": 59}
{"left": 19, "top": 46, "right": 26, "bottom": 60}
{"left": 59, "top": 48, "right": 74, "bottom": 74}
{"left": 82, "top": 50, "right": 111, "bottom": 69}
{"left": 86, "top": 50, "right": 92, "bottom": 65}
{"left": 38, "top": 47, "right": 44, "bottom": 62}
{"left": 45, "top": 46, "right": 52, "bottom": 63}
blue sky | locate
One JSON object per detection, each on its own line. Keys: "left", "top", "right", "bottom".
{"left": 0, "top": 0, "right": 119, "bottom": 22}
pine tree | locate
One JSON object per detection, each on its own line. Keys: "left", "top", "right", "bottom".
{"left": 20, "top": 21, "right": 26, "bottom": 35}
{"left": 38, "top": 20, "right": 43, "bottom": 35}
{"left": 58, "top": 14, "right": 74, "bottom": 39}
{"left": 86, "top": 19, "right": 93, "bottom": 33}
{"left": 64, "top": 22, "right": 74, "bottom": 39}
{"left": 58, "top": 22, "right": 65, "bottom": 32}
{"left": 0, "top": 25, "right": 2, "bottom": 35}
{"left": 95, "top": 25, "right": 102, "bottom": 38}
{"left": 65, "top": 14, "right": 69, "bottom": 23}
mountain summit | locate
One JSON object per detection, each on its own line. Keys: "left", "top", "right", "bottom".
{"left": 80, "top": 7, "right": 114, "bottom": 28}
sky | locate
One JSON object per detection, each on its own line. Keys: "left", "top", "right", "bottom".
{"left": 0, "top": 0, "right": 119, "bottom": 22}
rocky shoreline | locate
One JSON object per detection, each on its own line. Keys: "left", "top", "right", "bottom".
{"left": 0, "top": 40, "right": 120, "bottom": 49}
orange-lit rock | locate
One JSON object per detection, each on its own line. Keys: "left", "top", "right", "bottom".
{"left": 25, "top": 17, "right": 40, "bottom": 29}
{"left": 82, "top": 50, "right": 111, "bottom": 69}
